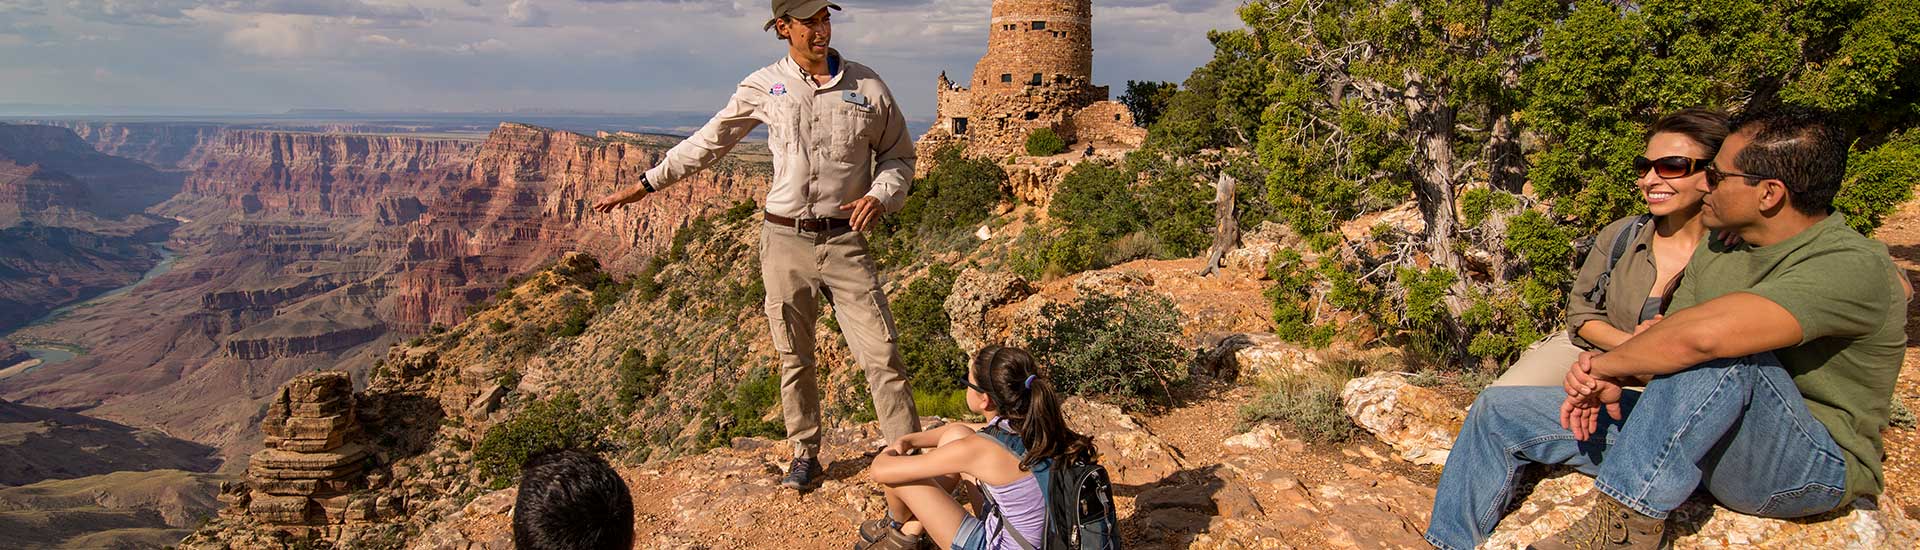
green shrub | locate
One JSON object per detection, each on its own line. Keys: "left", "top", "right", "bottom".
{"left": 1027, "top": 290, "right": 1189, "bottom": 412}
{"left": 701, "top": 367, "right": 784, "bottom": 448}
{"left": 1459, "top": 189, "right": 1519, "bottom": 228}
{"left": 1239, "top": 373, "right": 1356, "bottom": 443}
{"left": 488, "top": 319, "right": 512, "bottom": 333}
{"left": 615, "top": 348, "right": 666, "bottom": 413}
{"left": 1836, "top": 130, "right": 1920, "bottom": 236}
{"left": 1050, "top": 161, "right": 1144, "bottom": 239}
{"left": 1007, "top": 225, "right": 1109, "bottom": 281}
{"left": 914, "top": 388, "right": 976, "bottom": 420}
{"left": 473, "top": 393, "right": 603, "bottom": 489}
{"left": 893, "top": 265, "right": 967, "bottom": 393}
{"left": 1025, "top": 127, "right": 1067, "bottom": 156}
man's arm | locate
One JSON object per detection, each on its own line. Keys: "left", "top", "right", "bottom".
{"left": 864, "top": 85, "right": 914, "bottom": 213}
{"left": 1587, "top": 292, "right": 1802, "bottom": 378}
{"left": 645, "top": 84, "right": 765, "bottom": 190}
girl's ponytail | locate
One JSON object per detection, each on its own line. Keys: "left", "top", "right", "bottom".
{"left": 974, "top": 346, "right": 1092, "bottom": 470}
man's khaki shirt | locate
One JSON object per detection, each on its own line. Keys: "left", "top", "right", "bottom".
{"left": 643, "top": 50, "right": 915, "bottom": 219}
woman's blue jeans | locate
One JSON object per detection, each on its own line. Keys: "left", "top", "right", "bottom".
{"left": 1424, "top": 353, "right": 1849, "bottom": 550}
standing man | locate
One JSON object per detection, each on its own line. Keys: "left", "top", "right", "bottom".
{"left": 592, "top": 0, "right": 919, "bottom": 491}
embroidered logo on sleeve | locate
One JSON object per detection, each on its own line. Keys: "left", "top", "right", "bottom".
{"left": 770, "top": 83, "right": 787, "bottom": 96}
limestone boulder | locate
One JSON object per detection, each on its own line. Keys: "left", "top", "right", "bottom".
{"left": 1233, "top": 333, "right": 1326, "bottom": 381}
{"left": 1342, "top": 372, "right": 1464, "bottom": 466}
{"left": 944, "top": 268, "right": 1033, "bottom": 354}
{"left": 1061, "top": 397, "right": 1182, "bottom": 486}
{"left": 1484, "top": 471, "right": 1920, "bottom": 549}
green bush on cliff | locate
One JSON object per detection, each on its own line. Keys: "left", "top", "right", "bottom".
{"left": 870, "top": 146, "right": 1008, "bottom": 267}
{"left": 700, "top": 366, "right": 784, "bottom": 448}
{"left": 474, "top": 392, "right": 604, "bottom": 490}
{"left": 615, "top": 348, "right": 667, "bottom": 414}
{"left": 1025, "top": 128, "right": 1067, "bottom": 157}
{"left": 892, "top": 265, "right": 967, "bottom": 393}
{"left": 1027, "top": 290, "right": 1189, "bottom": 412}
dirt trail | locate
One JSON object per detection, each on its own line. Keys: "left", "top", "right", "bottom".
{"left": 1865, "top": 192, "right": 1920, "bottom": 519}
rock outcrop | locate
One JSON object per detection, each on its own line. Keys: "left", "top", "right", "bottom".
{"left": 1484, "top": 470, "right": 1920, "bottom": 549}
{"left": 232, "top": 371, "right": 384, "bottom": 537}
{"left": 0, "top": 339, "right": 26, "bottom": 366}
{"left": 1342, "top": 372, "right": 1465, "bottom": 466}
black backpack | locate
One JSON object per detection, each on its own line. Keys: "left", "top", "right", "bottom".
{"left": 978, "top": 426, "right": 1122, "bottom": 550}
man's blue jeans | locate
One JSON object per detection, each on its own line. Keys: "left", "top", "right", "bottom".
{"left": 1424, "top": 353, "right": 1849, "bottom": 550}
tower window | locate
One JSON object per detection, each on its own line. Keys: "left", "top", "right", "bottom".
{"left": 954, "top": 118, "right": 969, "bottom": 134}
{"left": 1001, "top": 73, "right": 1012, "bottom": 83}
{"left": 1115, "top": 113, "right": 1123, "bottom": 121}
{"left": 1024, "top": 112, "right": 1039, "bottom": 120}
{"left": 1032, "top": 21, "right": 1046, "bottom": 30}
{"left": 1030, "top": 73, "right": 1042, "bottom": 86}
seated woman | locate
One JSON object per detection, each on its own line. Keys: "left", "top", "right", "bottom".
{"left": 1490, "top": 108, "right": 1727, "bottom": 387}
{"left": 853, "top": 346, "right": 1093, "bottom": 550}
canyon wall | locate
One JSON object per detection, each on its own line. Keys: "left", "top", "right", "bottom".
{"left": 0, "top": 122, "right": 772, "bottom": 463}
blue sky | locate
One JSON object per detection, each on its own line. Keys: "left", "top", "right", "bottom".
{"left": 0, "top": 1, "right": 1246, "bottom": 120}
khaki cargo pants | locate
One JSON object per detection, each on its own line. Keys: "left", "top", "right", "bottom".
{"left": 761, "top": 221, "right": 920, "bottom": 459}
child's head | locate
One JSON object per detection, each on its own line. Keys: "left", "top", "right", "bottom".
{"left": 513, "top": 449, "right": 634, "bottom": 550}
{"left": 967, "top": 346, "right": 1092, "bottom": 469}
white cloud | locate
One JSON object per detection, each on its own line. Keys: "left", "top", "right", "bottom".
{"left": 505, "top": 0, "right": 546, "bottom": 27}
{"left": 222, "top": 14, "right": 316, "bottom": 58}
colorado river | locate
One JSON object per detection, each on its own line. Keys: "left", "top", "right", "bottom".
{"left": 6, "top": 244, "right": 180, "bottom": 368}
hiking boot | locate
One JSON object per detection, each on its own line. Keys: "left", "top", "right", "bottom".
{"left": 851, "top": 522, "right": 924, "bottom": 550}
{"left": 1529, "top": 492, "right": 1667, "bottom": 550}
{"left": 858, "top": 518, "right": 904, "bottom": 543}
{"left": 781, "top": 456, "right": 824, "bottom": 490}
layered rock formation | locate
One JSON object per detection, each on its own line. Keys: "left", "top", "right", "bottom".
{"left": 46, "top": 120, "right": 225, "bottom": 169}
{"left": 2, "top": 122, "right": 772, "bottom": 467}
{"left": 231, "top": 371, "right": 383, "bottom": 536}
{"left": 0, "top": 123, "right": 179, "bottom": 332}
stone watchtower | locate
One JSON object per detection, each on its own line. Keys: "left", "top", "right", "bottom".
{"left": 972, "top": 0, "right": 1094, "bottom": 94}
{"left": 918, "top": 0, "right": 1145, "bottom": 169}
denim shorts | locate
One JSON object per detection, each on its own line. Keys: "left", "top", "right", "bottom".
{"left": 950, "top": 514, "right": 990, "bottom": 550}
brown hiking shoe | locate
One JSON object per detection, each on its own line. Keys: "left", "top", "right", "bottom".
{"left": 1529, "top": 492, "right": 1667, "bottom": 550}
{"left": 851, "top": 521, "right": 925, "bottom": 550}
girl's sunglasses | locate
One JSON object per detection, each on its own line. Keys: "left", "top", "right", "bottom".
{"left": 1633, "top": 155, "right": 1710, "bottom": 179}
{"left": 959, "top": 373, "right": 989, "bottom": 394}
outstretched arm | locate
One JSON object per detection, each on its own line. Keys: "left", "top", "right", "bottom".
{"left": 595, "top": 82, "right": 764, "bottom": 212}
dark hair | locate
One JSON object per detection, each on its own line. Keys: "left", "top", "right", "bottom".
{"left": 1729, "top": 106, "right": 1851, "bottom": 216}
{"left": 971, "top": 346, "right": 1093, "bottom": 470}
{"left": 1646, "top": 107, "right": 1730, "bottom": 159}
{"left": 513, "top": 450, "right": 634, "bottom": 550}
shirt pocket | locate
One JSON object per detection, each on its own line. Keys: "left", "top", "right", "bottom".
{"left": 830, "top": 103, "right": 882, "bottom": 164}
{"left": 763, "top": 97, "right": 803, "bottom": 154}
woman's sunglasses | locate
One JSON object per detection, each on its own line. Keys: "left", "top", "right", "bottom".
{"left": 1633, "top": 155, "right": 1710, "bottom": 179}
{"left": 959, "top": 373, "right": 989, "bottom": 394}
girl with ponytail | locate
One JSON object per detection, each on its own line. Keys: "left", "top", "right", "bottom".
{"left": 854, "top": 346, "right": 1092, "bottom": 550}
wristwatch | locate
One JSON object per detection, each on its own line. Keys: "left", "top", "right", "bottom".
{"left": 640, "top": 173, "right": 656, "bottom": 193}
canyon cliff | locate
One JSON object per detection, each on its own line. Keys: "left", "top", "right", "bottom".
{"left": 0, "top": 122, "right": 771, "bottom": 470}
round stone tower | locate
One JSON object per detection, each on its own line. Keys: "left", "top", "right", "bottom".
{"left": 970, "top": 0, "right": 1093, "bottom": 94}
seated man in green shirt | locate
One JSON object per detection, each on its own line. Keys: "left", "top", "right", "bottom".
{"left": 1424, "top": 108, "right": 1907, "bottom": 550}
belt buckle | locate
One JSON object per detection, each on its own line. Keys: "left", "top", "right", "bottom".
{"left": 796, "top": 217, "right": 830, "bottom": 233}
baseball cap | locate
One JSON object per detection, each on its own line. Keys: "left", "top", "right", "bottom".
{"left": 765, "top": 0, "right": 842, "bottom": 31}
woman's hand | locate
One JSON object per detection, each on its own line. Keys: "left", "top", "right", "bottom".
{"left": 1632, "top": 314, "right": 1664, "bottom": 336}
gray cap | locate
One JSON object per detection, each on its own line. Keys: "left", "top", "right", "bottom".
{"left": 765, "top": 0, "right": 841, "bottom": 31}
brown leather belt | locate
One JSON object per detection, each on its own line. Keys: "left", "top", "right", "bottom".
{"left": 763, "top": 212, "right": 851, "bottom": 232}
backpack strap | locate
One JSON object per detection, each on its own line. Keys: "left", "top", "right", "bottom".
{"left": 1581, "top": 214, "right": 1653, "bottom": 307}
{"left": 974, "top": 427, "right": 1044, "bottom": 550}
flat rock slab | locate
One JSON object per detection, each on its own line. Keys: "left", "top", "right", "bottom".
{"left": 1485, "top": 471, "right": 1920, "bottom": 549}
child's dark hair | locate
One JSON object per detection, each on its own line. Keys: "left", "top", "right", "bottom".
{"left": 513, "top": 449, "right": 634, "bottom": 550}
{"left": 973, "top": 345, "right": 1093, "bottom": 470}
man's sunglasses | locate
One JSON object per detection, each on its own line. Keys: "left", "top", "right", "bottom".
{"left": 1702, "top": 165, "right": 1774, "bottom": 189}
{"left": 1633, "top": 155, "right": 1711, "bottom": 179}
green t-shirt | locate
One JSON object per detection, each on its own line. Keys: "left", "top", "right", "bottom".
{"left": 1669, "top": 214, "right": 1906, "bottom": 505}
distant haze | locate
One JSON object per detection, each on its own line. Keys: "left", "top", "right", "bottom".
{"left": 0, "top": 1, "right": 1243, "bottom": 121}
